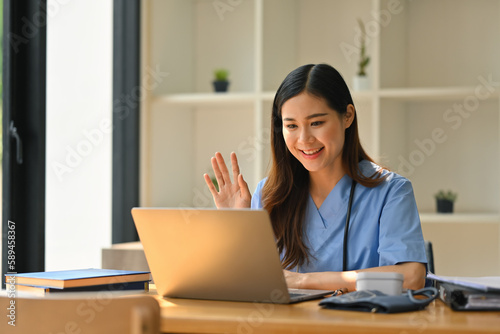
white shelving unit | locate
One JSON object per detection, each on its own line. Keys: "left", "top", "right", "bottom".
{"left": 141, "top": 0, "right": 500, "bottom": 223}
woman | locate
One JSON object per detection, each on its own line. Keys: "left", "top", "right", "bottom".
{"left": 204, "top": 64, "right": 427, "bottom": 292}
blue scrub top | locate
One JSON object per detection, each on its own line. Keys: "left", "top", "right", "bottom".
{"left": 251, "top": 160, "right": 427, "bottom": 273}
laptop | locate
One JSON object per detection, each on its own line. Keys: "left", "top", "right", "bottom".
{"left": 131, "top": 208, "right": 333, "bottom": 304}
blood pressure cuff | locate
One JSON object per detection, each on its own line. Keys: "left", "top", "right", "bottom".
{"left": 319, "top": 287, "right": 438, "bottom": 313}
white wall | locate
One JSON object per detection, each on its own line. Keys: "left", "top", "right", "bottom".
{"left": 46, "top": 0, "right": 113, "bottom": 270}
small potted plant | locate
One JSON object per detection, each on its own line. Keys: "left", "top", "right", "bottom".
{"left": 213, "top": 68, "right": 230, "bottom": 93}
{"left": 353, "top": 18, "right": 370, "bottom": 91}
{"left": 434, "top": 190, "right": 457, "bottom": 213}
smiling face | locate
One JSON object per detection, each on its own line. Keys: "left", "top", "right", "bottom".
{"left": 281, "top": 92, "right": 354, "bottom": 178}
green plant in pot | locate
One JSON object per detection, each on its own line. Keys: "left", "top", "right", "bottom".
{"left": 353, "top": 18, "right": 371, "bottom": 91}
{"left": 434, "top": 190, "right": 457, "bottom": 213}
{"left": 213, "top": 68, "right": 230, "bottom": 93}
{"left": 357, "top": 18, "right": 370, "bottom": 76}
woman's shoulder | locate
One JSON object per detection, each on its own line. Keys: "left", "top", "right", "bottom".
{"left": 255, "top": 177, "right": 268, "bottom": 191}
{"left": 251, "top": 177, "right": 268, "bottom": 209}
{"left": 359, "top": 160, "right": 411, "bottom": 187}
{"left": 358, "top": 160, "right": 416, "bottom": 202}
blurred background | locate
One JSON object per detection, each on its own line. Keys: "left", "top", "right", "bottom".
{"left": 2, "top": 0, "right": 499, "bottom": 281}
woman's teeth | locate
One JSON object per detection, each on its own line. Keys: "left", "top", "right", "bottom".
{"left": 302, "top": 148, "right": 323, "bottom": 155}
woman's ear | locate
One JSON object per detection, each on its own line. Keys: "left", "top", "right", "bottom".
{"left": 345, "top": 104, "right": 356, "bottom": 129}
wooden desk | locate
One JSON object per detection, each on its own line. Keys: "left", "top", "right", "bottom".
{"left": 154, "top": 295, "right": 500, "bottom": 334}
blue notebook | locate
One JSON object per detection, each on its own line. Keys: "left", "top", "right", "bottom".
{"left": 6, "top": 280, "right": 149, "bottom": 295}
{"left": 5, "top": 268, "right": 151, "bottom": 289}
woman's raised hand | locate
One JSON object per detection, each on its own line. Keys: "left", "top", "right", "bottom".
{"left": 204, "top": 152, "right": 252, "bottom": 209}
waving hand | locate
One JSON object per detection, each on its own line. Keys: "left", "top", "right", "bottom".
{"left": 204, "top": 152, "right": 251, "bottom": 209}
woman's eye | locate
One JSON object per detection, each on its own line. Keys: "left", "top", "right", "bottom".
{"left": 311, "top": 121, "right": 324, "bottom": 126}
{"left": 285, "top": 124, "right": 297, "bottom": 129}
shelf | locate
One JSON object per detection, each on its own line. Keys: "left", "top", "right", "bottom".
{"left": 420, "top": 213, "right": 500, "bottom": 224}
{"left": 153, "top": 93, "right": 257, "bottom": 107}
{"left": 144, "top": 0, "right": 500, "bottom": 216}
{"left": 380, "top": 0, "right": 500, "bottom": 89}
{"left": 260, "top": 91, "right": 375, "bottom": 103}
{"left": 154, "top": 87, "right": 499, "bottom": 107}
{"left": 262, "top": 91, "right": 276, "bottom": 102}
{"left": 379, "top": 87, "right": 500, "bottom": 101}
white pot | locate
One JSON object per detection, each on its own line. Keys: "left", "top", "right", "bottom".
{"left": 353, "top": 75, "right": 371, "bottom": 91}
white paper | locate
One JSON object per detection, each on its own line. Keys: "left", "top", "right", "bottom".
{"left": 427, "top": 273, "right": 500, "bottom": 292}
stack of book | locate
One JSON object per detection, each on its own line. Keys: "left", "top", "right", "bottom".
{"left": 427, "top": 273, "right": 500, "bottom": 311}
{"left": 5, "top": 268, "right": 151, "bottom": 296}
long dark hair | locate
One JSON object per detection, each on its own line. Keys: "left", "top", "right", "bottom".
{"left": 262, "top": 64, "right": 386, "bottom": 270}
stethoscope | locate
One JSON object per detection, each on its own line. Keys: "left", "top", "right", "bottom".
{"left": 343, "top": 179, "right": 357, "bottom": 272}
{"left": 295, "top": 179, "right": 357, "bottom": 273}
{"left": 341, "top": 181, "right": 440, "bottom": 299}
